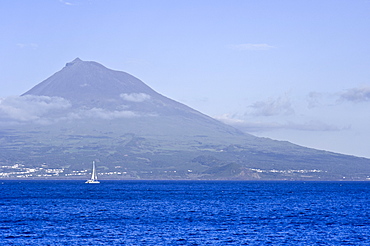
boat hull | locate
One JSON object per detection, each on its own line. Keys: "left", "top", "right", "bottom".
{"left": 85, "top": 180, "right": 100, "bottom": 184}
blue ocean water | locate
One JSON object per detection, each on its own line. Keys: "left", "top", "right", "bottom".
{"left": 0, "top": 181, "right": 369, "bottom": 245}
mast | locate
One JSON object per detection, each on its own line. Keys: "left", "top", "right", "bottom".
{"left": 91, "top": 161, "right": 97, "bottom": 180}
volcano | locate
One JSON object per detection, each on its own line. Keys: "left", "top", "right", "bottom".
{"left": 1, "top": 58, "right": 370, "bottom": 180}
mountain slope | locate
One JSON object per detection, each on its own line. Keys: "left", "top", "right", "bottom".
{"left": 1, "top": 58, "right": 370, "bottom": 180}
{"left": 22, "top": 58, "right": 244, "bottom": 134}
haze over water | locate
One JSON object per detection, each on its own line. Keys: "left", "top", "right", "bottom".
{"left": 1, "top": 181, "right": 369, "bottom": 245}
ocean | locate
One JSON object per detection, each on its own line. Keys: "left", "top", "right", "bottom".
{"left": 1, "top": 181, "right": 369, "bottom": 245}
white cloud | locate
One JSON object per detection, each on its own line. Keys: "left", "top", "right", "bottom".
{"left": 0, "top": 95, "right": 71, "bottom": 122}
{"left": 80, "top": 83, "right": 89, "bottom": 87}
{"left": 307, "top": 91, "right": 324, "bottom": 108}
{"left": 215, "top": 114, "right": 341, "bottom": 133}
{"left": 59, "top": 0, "right": 75, "bottom": 5}
{"left": 0, "top": 95, "right": 146, "bottom": 124}
{"left": 248, "top": 95, "right": 294, "bottom": 116}
{"left": 120, "top": 93, "right": 151, "bottom": 102}
{"left": 16, "top": 43, "right": 38, "bottom": 49}
{"left": 78, "top": 108, "right": 138, "bottom": 120}
{"left": 230, "top": 43, "right": 274, "bottom": 51}
{"left": 339, "top": 87, "right": 370, "bottom": 103}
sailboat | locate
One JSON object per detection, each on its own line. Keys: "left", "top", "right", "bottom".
{"left": 85, "top": 161, "right": 100, "bottom": 183}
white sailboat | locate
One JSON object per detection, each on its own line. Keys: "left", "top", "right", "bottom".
{"left": 85, "top": 161, "right": 100, "bottom": 183}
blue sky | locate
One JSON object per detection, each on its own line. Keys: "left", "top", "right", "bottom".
{"left": 1, "top": 0, "right": 370, "bottom": 157}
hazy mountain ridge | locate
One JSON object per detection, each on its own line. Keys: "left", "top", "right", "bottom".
{"left": 1, "top": 58, "right": 370, "bottom": 180}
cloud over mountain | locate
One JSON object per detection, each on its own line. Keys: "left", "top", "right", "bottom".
{"left": 0, "top": 95, "right": 144, "bottom": 124}
{"left": 0, "top": 95, "right": 71, "bottom": 122}
{"left": 120, "top": 93, "right": 151, "bottom": 102}
{"left": 70, "top": 108, "right": 139, "bottom": 120}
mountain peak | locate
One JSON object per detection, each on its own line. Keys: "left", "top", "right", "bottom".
{"left": 23, "top": 58, "right": 159, "bottom": 108}
{"left": 21, "top": 58, "right": 214, "bottom": 118}
{"left": 65, "top": 57, "right": 83, "bottom": 67}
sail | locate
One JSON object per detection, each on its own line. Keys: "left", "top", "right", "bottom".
{"left": 86, "top": 161, "right": 100, "bottom": 183}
